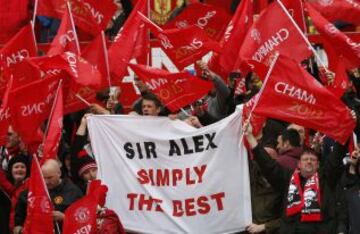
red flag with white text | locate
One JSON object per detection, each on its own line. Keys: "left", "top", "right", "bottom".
{"left": 253, "top": 55, "right": 355, "bottom": 144}
{"left": 305, "top": 2, "right": 360, "bottom": 69}
{"left": 0, "top": 76, "right": 13, "bottom": 146}
{"left": 309, "top": 0, "right": 360, "bottom": 26}
{"left": 23, "top": 156, "right": 54, "bottom": 234}
{"left": 108, "top": 0, "right": 148, "bottom": 79}
{"left": 281, "top": 0, "right": 307, "bottom": 33}
{"left": 129, "top": 63, "right": 213, "bottom": 112}
{"left": 41, "top": 82, "right": 63, "bottom": 163}
{"left": 141, "top": 13, "right": 221, "bottom": 70}
{"left": 37, "top": 0, "right": 117, "bottom": 36}
{"left": 163, "top": 3, "right": 231, "bottom": 42}
{"left": 0, "top": 23, "right": 38, "bottom": 93}
{"left": 47, "top": 3, "right": 80, "bottom": 56}
{"left": 238, "top": 1, "right": 311, "bottom": 66}
{"left": 9, "top": 75, "right": 60, "bottom": 145}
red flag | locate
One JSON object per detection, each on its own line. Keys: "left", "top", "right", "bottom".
{"left": 108, "top": 0, "right": 148, "bottom": 79}
{"left": 23, "top": 156, "right": 54, "bottom": 234}
{"left": 238, "top": 1, "right": 312, "bottom": 66}
{"left": 219, "top": 0, "right": 253, "bottom": 74}
{"left": 37, "top": 0, "right": 117, "bottom": 36}
{"left": 62, "top": 190, "right": 97, "bottom": 234}
{"left": 281, "top": 0, "right": 307, "bottom": 33}
{"left": 140, "top": 13, "right": 220, "bottom": 70}
{"left": 243, "top": 94, "right": 267, "bottom": 137}
{"left": 0, "top": 23, "right": 38, "bottom": 93}
{"left": 29, "top": 53, "right": 103, "bottom": 90}
{"left": 0, "top": 76, "right": 14, "bottom": 146}
{"left": 41, "top": 82, "right": 63, "bottom": 163}
{"left": 163, "top": 3, "right": 231, "bottom": 42}
{"left": 254, "top": 55, "right": 355, "bottom": 144}
{"left": 309, "top": 0, "right": 360, "bottom": 26}
{"left": 129, "top": 63, "right": 213, "bottom": 112}
{"left": 47, "top": 2, "right": 80, "bottom": 56}
{"left": 9, "top": 75, "right": 60, "bottom": 145}
{"left": 82, "top": 32, "right": 110, "bottom": 88}
{"left": 305, "top": 2, "right": 360, "bottom": 69}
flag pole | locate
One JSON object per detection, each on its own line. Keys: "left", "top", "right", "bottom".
{"left": 42, "top": 80, "right": 63, "bottom": 146}
{"left": 32, "top": 0, "right": 39, "bottom": 27}
{"left": 146, "top": 0, "right": 151, "bottom": 66}
{"left": 101, "top": 31, "right": 112, "bottom": 88}
{"left": 66, "top": 1, "right": 81, "bottom": 55}
{"left": 277, "top": 0, "right": 327, "bottom": 69}
{"left": 30, "top": 21, "right": 39, "bottom": 56}
{"left": 137, "top": 11, "right": 164, "bottom": 32}
{"left": 240, "top": 53, "right": 279, "bottom": 145}
{"left": 75, "top": 94, "right": 91, "bottom": 106}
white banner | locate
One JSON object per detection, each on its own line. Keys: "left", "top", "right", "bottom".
{"left": 88, "top": 107, "right": 251, "bottom": 234}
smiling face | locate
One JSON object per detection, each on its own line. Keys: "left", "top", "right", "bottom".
{"left": 298, "top": 153, "right": 319, "bottom": 178}
{"left": 11, "top": 162, "right": 27, "bottom": 184}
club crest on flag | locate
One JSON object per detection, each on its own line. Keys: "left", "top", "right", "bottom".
{"left": 158, "top": 34, "right": 174, "bottom": 49}
{"left": 250, "top": 29, "right": 261, "bottom": 44}
{"left": 74, "top": 207, "right": 91, "bottom": 223}
{"left": 41, "top": 197, "right": 52, "bottom": 213}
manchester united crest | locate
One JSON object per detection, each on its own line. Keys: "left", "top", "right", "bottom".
{"left": 151, "top": 0, "right": 185, "bottom": 25}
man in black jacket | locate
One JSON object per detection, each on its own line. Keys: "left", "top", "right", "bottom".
{"left": 13, "top": 159, "right": 83, "bottom": 234}
{"left": 244, "top": 122, "right": 347, "bottom": 234}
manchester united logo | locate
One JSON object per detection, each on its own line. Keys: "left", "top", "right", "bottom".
{"left": 74, "top": 207, "right": 90, "bottom": 223}
{"left": 53, "top": 196, "right": 64, "bottom": 205}
{"left": 151, "top": 0, "right": 184, "bottom": 25}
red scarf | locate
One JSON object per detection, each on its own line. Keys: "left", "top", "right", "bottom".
{"left": 286, "top": 170, "right": 322, "bottom": 222}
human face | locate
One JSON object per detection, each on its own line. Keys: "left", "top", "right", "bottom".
{"left": 142, "top": 99, "right": 160, "bottom": 116}
{"left": 12, "top": 162, "right": 26, "bottom": 184}
{"left": 42, "top": 167, "right": 61, "bottom": 190}
{"left": 298, "top": 153, "right": 319, "bottom": 178}
{"left": 81, "top": 167, "right": 98, "bottom": 182}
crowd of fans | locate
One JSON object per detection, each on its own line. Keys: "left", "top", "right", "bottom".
{"left": 0, "top": 0, "right": 360, "bottom": 234}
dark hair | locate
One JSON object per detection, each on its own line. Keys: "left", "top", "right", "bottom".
{"left": 301, "top": 147, "right": 320, "bottom": 160}
{"left": 7, "top": 154, "right": 31, "bottom": 184}
{"left": 281, "top": 129, "right": 301, "bottom": 147}
{"left": 141, "top": 93, "right": 162, "bottom": 108}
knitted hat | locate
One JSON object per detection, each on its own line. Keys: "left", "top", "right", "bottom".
{"left": 77, "top": 150, "right": 97, "bottom": 177}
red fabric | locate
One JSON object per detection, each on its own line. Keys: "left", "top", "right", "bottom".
{"left": 23, "top": 157, "right": 54, "bottom": 234}
{"left": 47, "top": 4, "right": 80, "bottom": 56}
{"left": 253, "top": 55, "right": 355, "bottom": 145}
{"left": 141, "top": 13, "right": 220, "bottom": 70}
{"left": 281, "top": 0, "right": 307, "bottom": 33}
{"left": 219, "top": 0, "right": 253, "bottom": 74}
{"left": 242, "top": 94, "right": 266, "bottom": 137}
{"left": 238, "top": 1, "right": 312, "bottom": 66}
{"left": 305, "top": 2, "right": 360, "bottom": 69}
{"left": 204, "top": 0, "right": 233, "bottom": 14}
{"left": 309, "top": 0, "right": 360, "bottom": 26}
{"left": 62, "top": 193, "right": 98, "bottom": 234}
{"left": 163, "top": 3, "right": 231, "bottom": 42}
{"left": 9, "top": 75, "right": 60, "bottom": 145}
{"left": 9, "top": 180, "right": 28, "bottom": 231}
{"left": 41, "top": 82, "right": 63, "bottom": 163}
{"left": 0, "top": 0, "right": 31, "bottom": 44}
{"left": 82, "top": 32, "right": 110, "bottom": 88}
{"left": 108, "top": 0, "right": 148, "bottom": 79}
{"left": 0, "top": 23, "right": 39, "bottom": 94}
{"left": 98, "top": 209, "right": 126, "bottom": 234}
{"left": 37, "top": 0, "right": 117, "bottom": 36}
{"left": 287, "top": 170, "right": 321, "bottom": 222}
{"left": 129, "top": 63, "right": 213, "bottom": 112}
{"left": 0, "top": 76, "right": 14, "bottom": 146}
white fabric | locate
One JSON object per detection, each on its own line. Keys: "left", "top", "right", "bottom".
{"left": 88, "top": 107, "right": 251, "bottom": 234}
